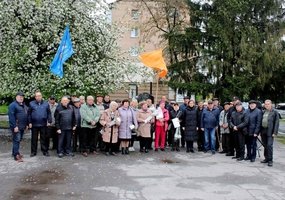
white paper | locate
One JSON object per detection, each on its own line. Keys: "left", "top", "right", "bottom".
{"left": 145, "top": 115, "right": 152, "bottom": 123}
{"left": 156, "top": 107, "right": 163, "bottom": 119}
{"left": 172, "top": 118, "right": 180, "bottom": 128}
{"left": 129, "top": 124, "right": 135, "bottom": 130}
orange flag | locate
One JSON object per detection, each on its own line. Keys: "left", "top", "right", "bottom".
{"left": 139, "top": 49, "right": 168, "bottom": 78}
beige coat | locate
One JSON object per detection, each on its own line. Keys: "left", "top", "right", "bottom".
{"left": 137, "top": 109, "right": 154, "bottom": 138}
{"left": 100, "top": 109, "right": 121, "bottom": 143}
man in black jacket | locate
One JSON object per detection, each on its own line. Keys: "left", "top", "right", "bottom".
{"left": 260, "top": 99, "right": 279, "bottom": 167}
{"left": 230, "top": 102, "right": 249, "bottom": 161}
{"left": 55, "top": 96, "right": 76, "bottom": 158}
{"left": 245, "top": 100, "right": 262, "bottom": 162}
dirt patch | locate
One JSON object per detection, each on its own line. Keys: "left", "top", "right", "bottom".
{"left": 10, "top": 168, "right": 67, "bottom": 200}
{"left": 161, "top": 158, "right": 180, "bottom": 164}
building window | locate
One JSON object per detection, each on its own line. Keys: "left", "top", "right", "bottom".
{"left": 131, "top": 9, "right": 139, "bottom": 20}
{"left": 129, "top": 46, "right": 139, "bottom": 57}
{"left": 130, "top": 27, "right": 139, "bottom": 38}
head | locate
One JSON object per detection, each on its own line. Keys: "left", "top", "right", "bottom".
{"left": 86, "top": 96, "right": 94, "bottom": 106}
{"left": 96, "top": 95, "right": 103, "bottom": 104}
{"left": 232, "top": 96, "right": 240, "bottom": 105}
{"left": 48, "top": 96, "right": 56, "bottom": 105}
{"left": 130, "top": 99, "right": 138, "bottom": 108}
{"left": 73, "top": 98, "right": 81, "bottom": 108}
{"left": 35, "top": 91, "right": 42, "bottom": 102}
{"left": 235, "top": 103, "right": 243, "bottom": 112}
{"left": 140, "top": 101, "right": 148, "bottom": 111}
{"left": 161, "top": 96, "right": 167, "bottom": 102}
{"left": 79, "top": 96, "right": 85, "bottom": 104}
{"left": 15, "top": 92, "right": 24, "bottom": 103}
{"left": 224, "top": 102, "right": 230, "bottom": 111}
{"left": 183, "top": 96, "right": 190, "bottom": 105}
{"left": 173, "top": 103, "right": 179, "bottom": 111}
{"left": 159, "top": 101, "right": 165, "bottom": 109}
{"left": 188, "top": 99, "right": 195, "bottom": 108}
{"left": 122, "top": 99, "right": 130, "bottom": 108}
{"left": 146, "top": 98, "right": 153, "bottom": 106}
{"left": 249, "top": 101, "right": 257, "bottom": 110}
{"left": 198, "top": 101, "right": 204, "bottom": 109}
{"left": 264, "top": 99, "right": 273, "bottom": 111}
{"left": 213, "top": 98, "right": 219, "bottom": 107}
{"left": 104, "top": 95, "right": 110, "bottom": 103}
{"left": 203, "top": 102, "right": 207, "bottom": 108}
{"left": 207, "top": 100, "right": 214, "bottom": 110}
{"left": 109, "top": 101, "right": 118, "bottom": 111}
{"left": 61, "top": 96, "right": 69, "bottom": 107}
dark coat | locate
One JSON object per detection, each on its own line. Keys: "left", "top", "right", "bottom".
{"left": 8, "top": 101, "right": 29, "bottom": 130}
{"left": 201, "top": 108, "right": 219, "bottom": 129}
{"left": 262, "top": 109, "right": 279, "bottom": 136}
{"left": 28, "top": 100, "right": 52, "bottom": 127}
{"left": 73, "top": 106, "right": 81, "bottom": 127}
{"left": 55, "top": 104, "right": 76, "bottom": 131}
{"left": 197, "top": 107, "right": 204, "bottom": 128}
{"left": 230, "top": 108, "right": 249, "bottom": 134}
{"left": 182, "top": 106, "right": 198, "bottom": 141}
{"left": 246, "top": 108, "right": 262, "bottom": 136}
{"left": 169, "top": 109, "right": 183, "bottom": 131}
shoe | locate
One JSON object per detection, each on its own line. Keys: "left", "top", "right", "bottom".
{"left": 58, "top": 153, "right": 64, "bottom": 158}
{"left": 105, "top": 152, "right": 110, "bottom": 156}
{"left": 171, "top": 148, "right": 175, "bottom": 151}
{"left": 198, "top": 148, "right": 203, "bottom": 152}
{"left": 149, "top": 147, "right": 153, "bottom": 150}
{"left": 66, "top": 153, "right": 74, "bottom": 157}
{"left": 145, "top": 149, "right": 149, "bottom": 153}
{"left": 160, "top": 148, "right": 165, "bottom": 151}
{"left": 250, "top": 159, "right": 255, "bottom": 162}
{"left": 244, "top": 157, "right": 250, "bottom": 161}
{"left": 129, "top": 147, "right": 135, "bottom": 152}
{"left": 211, "top": 151, "right": 216, "bottom": 155}
{"left": 125, "top": 148, "right": 129, "bottom": 154}
{"left": 110, "top": 152, "right": 117, "bottom": 156}
{"left": 268, "top": 161, "right": 273, "bottom": 167}
{"left": 190, "top": 149, "right": 195, "bottom": 153}
{"left": 82, "top": 152, "right": 88, "bottom": 157}
{"left": 155, "top": 148, "right": 158, "bottom": 152}
{"left": 261, "top": 159, "right": 268, "bottom": 163}
{"left": 232, "top": 156, "right": 238, "bottom": 159}
{"left": 226, "top": 153, "right": 234, "bottom": 156}
{"left": 237, "top": 157, "right": 244, "bottom": 161}
{"left": 30, "top": 153, "right": 36, "bottom": 157}
{"left": 43, "top": 152, "right": 50, "bottom": 157}
{"left": 219, "top": 151, "right": 227, "bottom": 154}
{"left": 15, "top": 154, "right": 23, "bottom": 162}
{"left": 203, "top": 150, "right": 208, "bottom": 153}
{"left": 140, "top": 149, "right": 144, "bottom": 153}
{"left": 176, "top": 148, "right": 180, "bottom": 152}
{"left": 91, "top": 151, "right": 99, "bottom": 155}
{"left": 121, "top": 148, "right": 125, "bottom": 155}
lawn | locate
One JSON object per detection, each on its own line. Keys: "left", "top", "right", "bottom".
{"left": 0, "top": 120, "right": 9, "bottom": 128}
{"left": 0, "top": 105, "right": 8, "bottom": 114}
{"left": 277, "top": 135, "right": 285, "bottom": 145}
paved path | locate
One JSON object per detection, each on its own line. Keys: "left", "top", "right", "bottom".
{"left": 0, "top": 139, "right": 285, "bottom": 200}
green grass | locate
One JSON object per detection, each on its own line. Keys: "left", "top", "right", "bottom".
{"left": 277, "top": 135, "right": 285, "bottom": 145}
{"left": 0, "top": 105, "right": 8, "bottom": 114}
{"left": 0, "top": 120, "right": 9, "bottom": 128}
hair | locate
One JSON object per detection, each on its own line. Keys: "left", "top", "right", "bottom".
{"left": 122, "top": 99, "right": 130, "bottom": 105}
{"left": 86, "top": 95, "right": 94, "bottom": 100}
{"left": 109, "top": 101, "right": 118, "bottom": 109}
{"left": 189, "top": 99, "right": 195, "bottom": 104}
{"left": 265, "top": 99, "right": 272, "bottom": 104}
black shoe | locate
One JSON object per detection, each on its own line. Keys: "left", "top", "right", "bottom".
{"left": 145, "top": 149, "right": 149, "bottom": 153}
{"left": 237, "top": 157, "right": 244, "bottom": 161}
{"left": 232, "top": 156, "right": 238, "bottom": 159}
{"left": 250, "top": 159, "right": 255, "bottom": 162}
{"left": 190, "top": 149, "right": 195, "bottom": 153}
{"left": 261, "top": 159, "right": 268, "bottom": 163}
{"left": 244, "top": 157, "right": 250, "bottom": 161}
{"left": 268, "top": 161, "right": 273, "bottom": 167}
{"left": 140, "top": 149, "right": 144, "bottom": 153}
{"left": 121, "top": 148, "right": 125, "bottom": 155}
{"left": 30, "top": 153, "right": 36, "bottom": 157}
{"left": 176, "top": 148, "right": 180, "bottom": 152}
{"left": 219, "top": 151, "right": 227, "bottom": 154}
{"left": 66, "top": 153, "right": 74, "bottom": 157}
{"left": 155, "top": 148, "right": 158, "bottom": 152}
{"left": 226, "top": 153, "right": 234, "bottom": 156}
{"left": 211, "top": 151, "right": 216, "bottom": 155}
{"left": 160, "top": 148, "right": 165, "bottom": 151}
{"left": 58, "top": 153, "right": 64, "bottom": 158}
{"left": 43, "top": 152, "right": 50, "bottom": 157}
{"left": 198, "top": 148, "right": 203, "bottom": 152}
{"left": 186, "top": 149, "right": 190, "bottom": 153}
{"left": 125, "top": 148, "right": 129, "bottom": 154}
{"left": 105, "top": 152, "right": 110, "bottom": 156}
{"left": 171, "top": 148, "right": 175, "bottom": 151}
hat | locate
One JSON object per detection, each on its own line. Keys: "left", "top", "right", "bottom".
{"left": 208, "top": 100, "right": 213, "bottom": 104}
{"left": 223, "top": 102, "right": 231, "bottom": 106}
{"left": 235, "top": 102, "right": 242, "bottom": 106}
{"left": 16, "top": 91, "right": 25, "bottom": 97}
{"left": 49, "top": 95, "right": 55, "bottom": 100}
{"left": 249, "top": 100, "right": 257, "bottom": 104}
{"left": 73, "top": 98, "right": 80, "bottom": 103}
{"left": 183, "top": 96, "right": 190, "bottom": 100}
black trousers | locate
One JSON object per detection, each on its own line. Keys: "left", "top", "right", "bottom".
{"left": 186, "top": 141, "right": 194, "bottom": 151}
{"left": 139, "top": 137, "right": 151, "bottom": 150}
{"left": 73, "top": 127, "right": 81, "bottom": 152}
{"left": 215, "top": 127, "right": 221, "bottom": 151}
{"left": 197, "top": 128, "right": 204, "bottom": 150}
{"left": 58, "top": 130, "right": 72, "bottom": 154}
{"left": 47, "top": 126, "right": 57, "bottom": 150}
{"left": 235, "top": 131, "right": 245, "bottom": 158}
{"left": 31, "top": 126, "right": 49, "bottom": 154}
{"left": 81, "top": 127, "right": 97, "bottom": 153}
{"left": 168, "top": 128, "right": 180, "bottom": 149}
{"left": 228, "top": 128, "right": 235, "bottom": 155}
{"left": 245, "top": 135, "right": 257, "bottom": 159}
{"left": 181, "top": 127, "right": 185, "bottom": 147}
{"left": 261, "top": 128, "right": 274, "bottom": 162}
{"left": 221, "top": 134, "right": 230, "bottom": 153}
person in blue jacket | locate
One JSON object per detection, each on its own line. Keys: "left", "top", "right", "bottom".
{"left": 28, "top": 91, "right": 52, "bottom": 157}
{"left": 8, "top": 91, "right": 29, "bottom": 162}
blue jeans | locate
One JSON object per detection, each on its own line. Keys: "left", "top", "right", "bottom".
{"left": 58, "top": 130, "right": 72, "bottom": 154}
{"left": 12, "top": 129, "right": 24, "bottom": 158}
{"left": 204, "top": 128, "right": 216, "bottom": 152}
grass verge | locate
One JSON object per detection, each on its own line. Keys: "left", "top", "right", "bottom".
{"left": 277, "top": 135, "right": 285, "bottom": 145}
{"left": 0, "top": 105, "right": 8, "bottom": 114}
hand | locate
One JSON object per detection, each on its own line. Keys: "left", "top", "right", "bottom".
{"left": 272, "top": 134, "right": 277, "bottom": 137}
{"left": 72, "top": 126, "right": 76, "bottom": 131}
{"left": 47, "top": 123, "right": 51, "bottom": 127}
{"left": 196, "top": 127, "right": 199, "bottom": 131}
{"left": 91, "top": 121, "right": 96, "bottom": 126}
{"left": 29, "top": 123, "right": 32, "bottom": 129}
{"left": 233, "top": 126, "right": 238, "bottom": 131}
{"left": 57, "top": 129, "right": 61, "bottom": 134}
{"left": 14, "top": 127, "right": 19, "bottom": 133}
{"left": 254, "top": 134, "right": 257, "bottom": 137}
{"left": 201, "top": 128, "right": 204, "bottom": 131}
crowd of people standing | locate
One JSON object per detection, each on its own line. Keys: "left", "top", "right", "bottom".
{"left": 8, "top": 91, "right": 279, "bottom": 167}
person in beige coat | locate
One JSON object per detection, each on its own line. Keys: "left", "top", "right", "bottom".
{"left": 100, "top": 101, "right": 121, "bottom": 156}
{"left": 137, "top": 101, "right": 154, "bottom": 153}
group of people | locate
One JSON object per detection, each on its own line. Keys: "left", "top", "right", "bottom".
{"left": 8, "top": 91, "right": 279, "bottom": 167}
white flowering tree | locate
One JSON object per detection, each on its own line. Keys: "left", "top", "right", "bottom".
{"left": 0, "top": 0, "right": 136, "bottom": 98}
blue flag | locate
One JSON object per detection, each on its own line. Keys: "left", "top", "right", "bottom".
{"left": 49, "top": 26, "right": 74, "bottom": 78}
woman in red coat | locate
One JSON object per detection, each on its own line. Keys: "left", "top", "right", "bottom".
{"left": 155, "top": 102, "right": 169, "bottom": 151}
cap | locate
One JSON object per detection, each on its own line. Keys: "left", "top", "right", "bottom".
{"left": 183, "top": 96, "right": 190, "bottom": 100}
{"left": 223, "top": 102, "right": 231, "bottom": 106}
{"left": 73, "top": 98, "right": 80, "bottom": 103}
{"left": 49, "top": 95, "right": 55, "bottom": 100}
{"left": 208, "top": 100, "right": 213, "bottom": 104}
{"left": 235, "top": 102, "right": 242, "bottom": 106}
{"left": 249, "top": 100, "right": 257, "bottom": 104}
{"left": 16, "top": 91, "right": 25, "bottom": 97}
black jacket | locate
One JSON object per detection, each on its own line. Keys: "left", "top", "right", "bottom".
{"left": 230, "top": 108, "right": 249, "bottom": 134}
{"left": 8, "top": 101, "right": 29, "bottom": 130}
{"left": 54, "top": 104, "right": 76, "bottom": 130}
{"left": 182, "top": 106, "right": 198, "bottom": 141}
{"left": 246, "top": 108, "right": 262, "bottom": 136}
{"left": 262, "top": 109, "right": 279, "bottom": 136}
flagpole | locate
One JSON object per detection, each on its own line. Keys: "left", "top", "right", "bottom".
{"left": 155, "top": 72, "right": 159, "bottom": 105}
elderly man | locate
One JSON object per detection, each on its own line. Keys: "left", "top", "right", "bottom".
{"left": 261, "top": 100, "right": 279, "bottom": 167}
{"left": 47, "top": 95, "right": 58, "bottom": 151}
{"left": 55, "top": 96, "right": 76, "bottom": 158}
{"left": 28, "top": 91, "right": 52, "bottom": 157}
{"left": 80, "top": 96, "right": 100, "bottom": 157}
{"left": 8, "top": 92, "right": 29, "bottom": 162}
